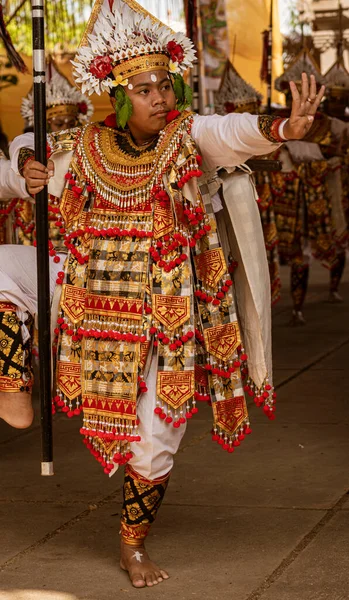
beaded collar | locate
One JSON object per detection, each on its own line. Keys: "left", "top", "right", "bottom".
{"left": 74, "top": 111, "right": 194, "bottom": 210}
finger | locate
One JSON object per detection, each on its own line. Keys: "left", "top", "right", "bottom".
{"left": 47, "top": 159, "right": 55, "bottom": 177}
{"left": 25, "top": 169, "right": 50, "bottom": 180}
{"left": 309, "top": 74, "right": 317, "bottom": 100}
{"left": 27, "top": 177, "right": 49, "bottom": 189}
{"left": 301, "top": 72, "right": 309, "bottom": 104}
{"left": 26, "top": 177, "right": 50, "bottom": 188}
{"left": 289, "top": 81, "right": 301, "bottom": 115}
{"left": 29, "top": 185, "right": 44, "bottom": 195}
{"left": 27, "top": 161, "right": 48, "bottom": 173}
{"left": 309, "top": 84, "right": 326, "bottom": 114}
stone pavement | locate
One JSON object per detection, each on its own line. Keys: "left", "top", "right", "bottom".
{"left": 0, "top": 261, "right": 348, "bottom": 600}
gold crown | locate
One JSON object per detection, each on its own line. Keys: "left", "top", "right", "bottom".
{"left": 46, "top": 104, "right": 79, "bottom": 120}
{"left": 112, "top": 53, "right": 170, "bottom": 82}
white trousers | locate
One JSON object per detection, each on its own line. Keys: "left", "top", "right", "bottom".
{"left": 0, "top": 245, "right": 186, "bottom": 479}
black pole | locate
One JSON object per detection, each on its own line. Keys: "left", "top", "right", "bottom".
{"left": 31, "top": 0, "right": 53, "bottom": 476}
{"left": 267, "top": 0, "right": 273, "bottom": 115}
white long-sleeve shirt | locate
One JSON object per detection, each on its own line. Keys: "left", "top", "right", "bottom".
{"left": 0, "top": 156, "right": 28, "bottom": 199}
{"left": 10, "top": 113, "right": 283, "bottom": 176}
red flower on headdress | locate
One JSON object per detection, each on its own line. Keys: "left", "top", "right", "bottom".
{"left": 90, "top": 55, "right": 113, "bottom": 79}
{"left": 166, "top": 110, "right": 181, "bottom": 124}
{"left": 167, "top": 41, "right": 184, "bottom": 64}
{"left": 78, "top": 101, "right": 88, "bottom": 115}
{"left": 104, "top": 113, "right": 117, "bottom": 128}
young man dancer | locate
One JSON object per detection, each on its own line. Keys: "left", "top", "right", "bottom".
{"left": 1, "top": 0, "right": 324, "bottom": 588}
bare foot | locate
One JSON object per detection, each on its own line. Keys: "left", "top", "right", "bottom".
{"left": 120, "top": 538, "right": 169, "bottom": 588}
{"left": 0, "top": 391, "right": 34, "bottom": 428}
{"left": 328, "top": 291, "right": 343, "bottom": 303}
{"left": 290, "top": 310, "right": 306, "bottom": 326}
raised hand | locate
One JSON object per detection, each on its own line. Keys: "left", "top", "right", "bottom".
{"left": 283, "top": 72, "right": 326, "bottom": 140}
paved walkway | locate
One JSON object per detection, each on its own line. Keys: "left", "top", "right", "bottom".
{"left": 0, "top": 261, "right": 348, "bottom": 600}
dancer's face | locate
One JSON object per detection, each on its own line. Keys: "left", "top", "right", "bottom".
{"left": 125, "top": 69, "right": 176, "bottom": 143}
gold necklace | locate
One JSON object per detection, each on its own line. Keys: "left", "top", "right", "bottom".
{"left": 125, "top": 130, "right": 158, "bottom": 150}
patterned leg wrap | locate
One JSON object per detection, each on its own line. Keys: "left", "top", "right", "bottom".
{"left": 0, "top": 302, "right": 34, "bottom": 392}
{"left": 291, "top": 262, "right": 309, "bottom": 311}
{"left": 120, "top": 465, "right": 170, "bottom": 546}
{"left": 330, "top": 252, "right": 346, "bottom": 293}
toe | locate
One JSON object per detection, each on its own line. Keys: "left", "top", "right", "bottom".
{"left": 160, "top": 569, "right": 170, "bottom": 580}
{"left": 145, "top": 573, "right": 155, "bottom": 587}
{"left": 131, "top": 575, "right": 146, "bottom": 589}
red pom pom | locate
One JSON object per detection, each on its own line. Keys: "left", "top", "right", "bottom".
{"left": 154, "top": 407, "right": 162, "bottom": 415}
{"left": 166, "top": 109, "right": 181, "bottom": 123}
{"left": 104, "top": 113, "right": 117, "bottom": 128}
{"left": 191, "top": 406, "right": 199, "bottom": 414}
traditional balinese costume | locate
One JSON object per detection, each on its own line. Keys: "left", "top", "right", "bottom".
{"left": 1, "top": 0, "right": 289, "bottom": 546}
{"left": 13, "top": 59, "right": 93, "bottom": 245}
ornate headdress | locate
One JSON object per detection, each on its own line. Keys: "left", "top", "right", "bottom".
{"left": 21, "top": 59, "right": 94, "bottom": 127}
{"left": 323, "top": 60, "right": 349, "bottom": 118}
{"left": 72, "top": 0, "right": 195, "bottom": 96}
{"left": 274, "top": 48, "right": 324, "bottom": 103}
{"left": 215, "top": 61, "right": 262, "bottom": 115}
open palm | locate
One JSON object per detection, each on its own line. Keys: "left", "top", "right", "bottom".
{"left": 284, "top": 72, "right": 326, "bottom": 140}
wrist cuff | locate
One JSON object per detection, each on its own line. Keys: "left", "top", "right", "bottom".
{"left": 278, "top": 119, "right": 289, "bottom": 141}
{"left": 18, "top": 148, "right": 35, "bottom": 176}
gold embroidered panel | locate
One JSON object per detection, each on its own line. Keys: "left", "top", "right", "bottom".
{"left": 157, "top": 370, "right": 195, "bottom": 410}
{"left": 61, "top": 284, "right": 86, "bottom": 324}
{"left": 57, "top": 361, "right": 82, "bottom": 400}
{"left": 194, "top": 248, "right": 227, "bottom": 289}
{"left": 204, "top": 322, "right": 241, "bottom": 362}
{"left": 213, "top": 396, "right": 248, "bottom": 434}
{"left": 153, "top": 295, "right": 190, "bottom": 331}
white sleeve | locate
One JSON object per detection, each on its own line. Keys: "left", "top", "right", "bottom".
{"left": 9, "top": 133, "right": 35, "bottom": 174}
{"left": 191, "top": 113, "right": 282, "bottom": 170}
{"left": 0, "top": 159, "right": 29, "bottom": 199}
